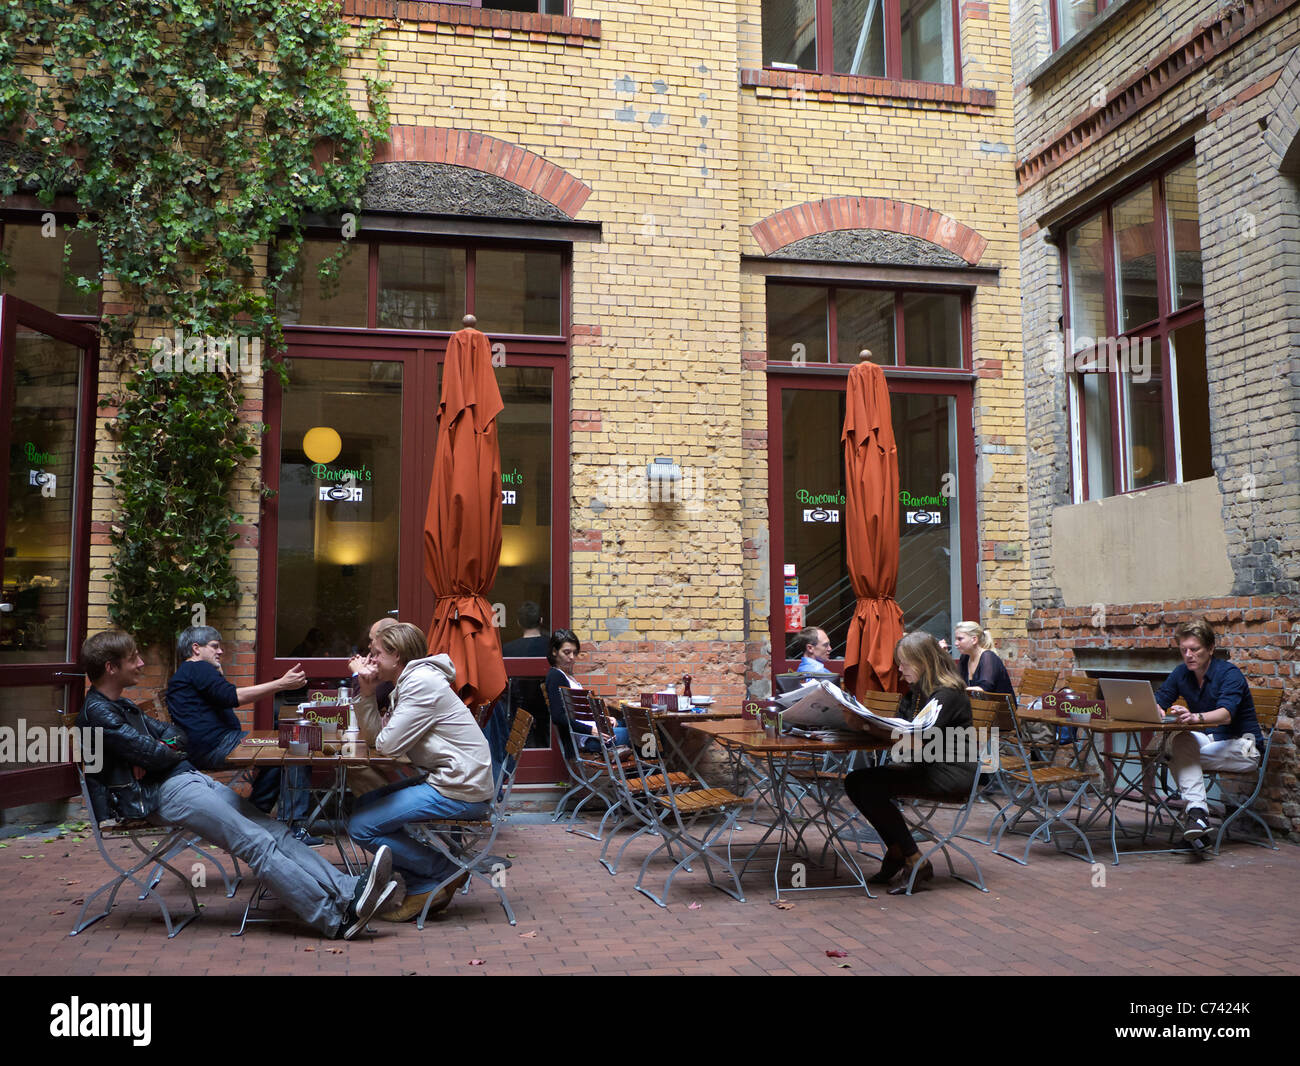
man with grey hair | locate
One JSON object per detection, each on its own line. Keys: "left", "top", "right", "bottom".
{"left": 165, "top": 625, "right": 315, "bottom": 842}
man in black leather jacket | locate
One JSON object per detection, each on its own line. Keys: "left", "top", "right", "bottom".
{"left": 76, "top": 629, "right": 397, "bottom": 939}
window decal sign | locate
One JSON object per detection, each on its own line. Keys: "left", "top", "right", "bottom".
{"left": 795, "top": 488, "right": 846, "bottom": 507}
{"left": 312, "top": 463, "right": 372, "bottom": 483}
{"left": 320, "top": 485, "right": 363, "bottom": 502}
{"left": 803, "top": 508, "right": 839, "bottom": 523}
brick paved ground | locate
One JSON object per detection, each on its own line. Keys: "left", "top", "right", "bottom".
{"left": 2, "top": 800, "right": 1297, "bottom": 977}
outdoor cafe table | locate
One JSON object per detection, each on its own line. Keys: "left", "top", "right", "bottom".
{"left": 1016, "top": 710, "right": 1200, "bottom": 865}
{"left": 223, "top": 732, "right": 407, "bottom": 872}
{"left": 615, "top": 701, "right": 744, "bottom": 782}
{"left": 682, "top": 722, "right": 890, "bottom": 901}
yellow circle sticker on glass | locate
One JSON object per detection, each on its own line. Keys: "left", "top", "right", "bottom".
{"left": 302, "top": 426, "right": 342, "bottom": 465}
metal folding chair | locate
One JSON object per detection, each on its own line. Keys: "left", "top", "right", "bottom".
{"left": 69, "top": 764, "right": 202, "bottom": 939}
{"left": 403, "top": 710, "right": 534, "bottom": 928}
{"left": 621, "top": 705, "right": 749, "bottom": 907}
{"left": 1208, "top": 687, "right": 1283, "bottom": 854}
{"left": 891, "top": 701, "right": 995, "bottom": 894}
{"left": 548, "top": 687, "right": 628, "bottom": 840}
{"left": 991, "top": 700, "right": 1096, "bottom": 866}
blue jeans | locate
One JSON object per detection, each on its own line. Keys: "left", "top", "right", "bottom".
{"left": 349, "top": 777, "right": 490, "bottom": 894}
{"left": 152, "top": 771, "right": 357, "bottom": 936}
{"left": 573, "top": 719, "right": 629, "bottom": 753}
{"left": 209, "top": 730, "right": 311, "bottom": 825}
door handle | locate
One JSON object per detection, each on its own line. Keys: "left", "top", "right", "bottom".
{"left": 53, "top": 671, "right": 87, "bottom": 679}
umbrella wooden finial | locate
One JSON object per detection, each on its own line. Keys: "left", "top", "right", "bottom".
{"left": 859, "top": 348, "right": 873, "bottom": 362}
{"left": 462, "top": 314, "right": 477, "bottom": 328}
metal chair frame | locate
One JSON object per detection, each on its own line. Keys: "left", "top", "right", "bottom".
{"left": 403, "top": 709, "right": 534, "bottom": 928}
{"left": 622, "top": 705, "right": 749, "bottom": 908}
{"left": 1204, "top": 687, "right": 1283, "bottom": 854}
{"left": 548, "top": 687, "right": 626, "bottom": 839}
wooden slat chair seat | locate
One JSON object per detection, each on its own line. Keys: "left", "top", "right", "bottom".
{"left": 991, "top": 700, "right": 1096, "bottom": 866}
{"left": 1206, "top": 687, "right": 1284, "bottom": 854}
{"left": 1017, "top": 668, "right": 1060, "bottom": 703}
{"left": 404, "top": 709, "right": 533, "bottom": 928}
{"left": 620, "top": 705, "right": 749, "bottom": 906}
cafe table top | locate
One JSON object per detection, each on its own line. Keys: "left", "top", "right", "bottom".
{"left": 681, "top": 721, "right": 891, "bottom": 755}
{"left": 223, "top": 731, "right": 403, "bottom": 769}
{"left": 615, "top": 700, "right": 744, "bottom": 723}
{"left": 1016, "top": 710, "right": 1199, "bottom": 735}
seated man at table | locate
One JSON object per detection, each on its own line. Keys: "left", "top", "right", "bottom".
{"left": 792, "top": 626, "right": 836, "bottom": 675}
{"left": 346, "top": 622, "right": 497, "bottom": 922}
{"left": 1155, "top": 619, "right": 1264, "bottom": 853}
{"left": 165, "top": 625, "right": 319, "bottom": 844}
{"left": 77, "top": 630, "right": 397, "bottom": 938}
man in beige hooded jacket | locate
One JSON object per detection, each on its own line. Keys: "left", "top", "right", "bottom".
{"left": 347, "top": 622, "right": 494, "bottom": 921}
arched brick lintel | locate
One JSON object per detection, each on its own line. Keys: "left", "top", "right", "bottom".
{"left": 1264, "top": 49, "right": 1300, "bottom": 173}
{"left": 752, "top": 196, "right": 988, "bottom": 265}
{"left": 372, "top": 125, "right": 592, "bottom": 218}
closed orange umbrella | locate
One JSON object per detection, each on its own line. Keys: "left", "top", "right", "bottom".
{"left": 841, "top": 359, "right": 905, "bottom": 695}
{"left": 423, "top": 320, "right": 507, "bottom": 709}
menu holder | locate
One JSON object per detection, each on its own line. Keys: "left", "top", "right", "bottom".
{"left": 278, "top": 719, "right": 323, "bottom": 751}
{"left": 640, "top": 692, "right": 681, "bottom": 712}
{"left": 1041, "top": 691, "right": 1107, "bottom": 723}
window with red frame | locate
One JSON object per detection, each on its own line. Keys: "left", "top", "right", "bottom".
{"left": 441, "top": 0, "right": 566, "bottom": 11}
{"left": 762, "top": 0, "right": 960, "bottom": 84}
{"left": 766, "top": 281, "right": 967, "bottom": 368}
{"left": 1051, "top": 0, "right": 1113, "bottom": 49}
{"left": 1060, "top": 157, "right": 1211, "bottom": 500}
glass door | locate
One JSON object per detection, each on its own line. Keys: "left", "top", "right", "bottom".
{"left": 0, "top": 295, "right": 98, "bottom": 807}
{"left": 767, "top": 374, "right": 978, "bottom": 675}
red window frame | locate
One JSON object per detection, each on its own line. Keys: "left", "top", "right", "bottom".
{"left": 1059, "top": 152, "right": 1205, "bottom": 501}
{"left": 765, "top": 370, "right": 979, "bottom": 680}
{"left": 436, "top": 0, "right": 567, "bottom": 12}
{"left": 763, "top": 0, "right": 963, "bottom": 86}
{"left": 258, "top": 234, "right": 572, "bottom": 782}
{"left": 766, "top": 279, "right": 972, "bottom": 371}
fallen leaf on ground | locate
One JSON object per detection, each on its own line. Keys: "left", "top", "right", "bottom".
{"left": 469, "top": 959, "right": 485, "bottom": 966}
{"left": 325, "top": 947, "right": 343, "bottom": 954}
{"left": 688, "top": 902, "right": 702, "bottom": 910}
{"left": 21, "top": 855, "right": 34, "bottom": 859}
{"left": 506, "top": 853, "right": 517, "bottom": 858}
{"left": 49, "top": 910, "right": 65, "bottom": 915}
{"left": 519, "top": 930, "right": 538, "bottom": 938}
{"left": 304, "top": 947, "right": 316, "bottom": 952}
{"left": 825, "top": 949, "right": 849, "bottom": 958}
{"left": 835, "top": 962, "right": 852, "bottom": 969}
{"left": 770, "top": 900, "right": 795, "bottom": 910}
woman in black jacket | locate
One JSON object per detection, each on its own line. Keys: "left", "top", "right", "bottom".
{"left": 953, "top": 620, "right": 1016, "bottom": 702}
{"left": 843, "top": 631, "right": 976, "bottom": 893}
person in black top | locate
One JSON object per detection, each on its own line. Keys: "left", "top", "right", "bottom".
{"left": 545, "top": 629, "right": 628, "bottom": 758}
{"left": 842, "top": 631, "right": 977, "bottom": 894}
{"left": 953, "top": 621, "right": 1015, "bottom": 700}
{"left": 165, "top": 625, "right": 314, "bottom": 840}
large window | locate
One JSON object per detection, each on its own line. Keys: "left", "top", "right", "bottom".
{"left": 277, "top": 237, "right": 566, "bottom": 337}
{"left": 0, "top": 221, "right": 99, "bottom": 317}
{"left": 766, "top": 281, "right": 967, "bottom": 369}
{"left": 1051, "top": 1, "right": 1113, "bottom": 50}
{"left": 1061, "top": 157, "right": 1210, "bottom": 500}
{"left": 762, "top": 0, "right": 960, "bottom": 84}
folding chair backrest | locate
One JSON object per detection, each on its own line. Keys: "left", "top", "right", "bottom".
{"left": 1018, "top": 668, "right": 1059, "bottom": 701}
{"left": 1249, "top": 687, "right": 1283, "bottom": 731}
{"left": 559, "top": 686, "right": 592, "bottom": 719}
{"left": 859, "top": 690, "right": 901, "bottom": 716}
{"left": 505, "top": 708, "right": 533, "bottom": 761}
{"left": 620, "top": 704, "right": 663, "bottom": 778}
{"left": 967, "top": 692, "right": 1015, "bottom": 734}
{"left": 1062, "top": 674, "right": 1099, "bottom": 698}
{"left": 968, "top": 701, "right": 999, "bottom": 774}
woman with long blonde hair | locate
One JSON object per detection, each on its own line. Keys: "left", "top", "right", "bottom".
{"left": 841, "top": 631, "right": 976, "bottom": 893}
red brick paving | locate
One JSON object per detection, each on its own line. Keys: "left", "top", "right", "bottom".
{"left": 1, "top": 802, "right": 1297, "bottom": 976}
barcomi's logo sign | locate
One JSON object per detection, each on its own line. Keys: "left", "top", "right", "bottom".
{"left": 50, "top": 998, "right": 151, "bottom": 1046}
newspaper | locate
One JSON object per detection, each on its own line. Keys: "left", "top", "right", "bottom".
{"left": 774, "top": 679, "right": 940, "bottom": 736}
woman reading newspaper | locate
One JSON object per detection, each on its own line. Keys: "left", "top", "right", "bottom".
{"left": 841, "top": 631, "right": 976, "bottom": 894}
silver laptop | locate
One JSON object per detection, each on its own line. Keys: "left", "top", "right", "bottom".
{"left": 1099, "top": 678, "right": 1177, "bottom": 724}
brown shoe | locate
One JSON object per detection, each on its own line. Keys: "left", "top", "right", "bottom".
{"left": 424, "top": 872, "right": 470, "bottom": 917}
{"left": 379, "top": 889, "right": 434, "bottom": 923}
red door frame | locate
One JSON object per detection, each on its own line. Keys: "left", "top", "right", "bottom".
{"left": 765, "top": 370, "right": 979, "bottom": 680}
{"left": 256, "top": 326, "right": 571, "bottom": 782}
{"left": 0, "top": 295, "right": 99, "bottom": 806}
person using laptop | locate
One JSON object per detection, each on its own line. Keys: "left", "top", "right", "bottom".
{"left": 792, "top": 626, "right": 834, "bottom": 674}
{"left": 1155, "top": 619, "right": 1263, "bottom": 852}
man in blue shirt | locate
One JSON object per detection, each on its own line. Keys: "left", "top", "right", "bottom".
{"left": 793, "top": 626, "right": 834, "bottom": 674}
{"left": 1155, "top": 619, "right": 1263, "bottom": 854}
{"left": 165, "top": 625, "right": 317, "bottom": 843}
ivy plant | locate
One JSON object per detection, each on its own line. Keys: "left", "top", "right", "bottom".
{"left": 0, "top": 0, "right": 389, "bottom": 663}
